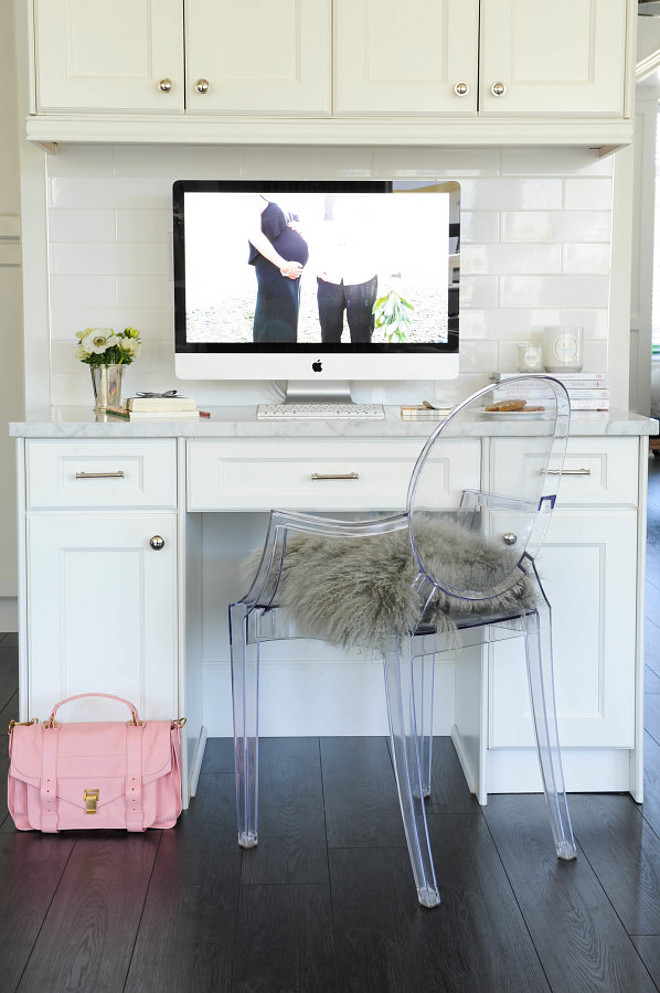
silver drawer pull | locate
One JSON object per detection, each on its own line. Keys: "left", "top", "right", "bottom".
{"left": 546, "top": 468, "right": 591, "bottom": 476}
{"left": 310, "top": 472, "right": 360, "bottom": 481}
{"left": 75, "top": 470, "right": 126, "bottom": 479}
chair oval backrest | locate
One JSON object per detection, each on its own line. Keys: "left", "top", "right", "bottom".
{"left": 406, "top": 375, "right": 570, "bottom": 601}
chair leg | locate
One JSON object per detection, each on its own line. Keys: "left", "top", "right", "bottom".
{"left": 413, "top": 642, "right": 435, "bottom": 798}
{"left": 523, "top": 604, "right": 577, "bottom": 861}
{"left": 229, "top": 602, "right": 259, "bottom": 849}
{"left": 383, "top": 642, "right": 440, "bottom": 908}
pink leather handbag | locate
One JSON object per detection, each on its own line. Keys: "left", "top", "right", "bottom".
{"left": 7, "top": 693, "right": 185, "bottom": 833}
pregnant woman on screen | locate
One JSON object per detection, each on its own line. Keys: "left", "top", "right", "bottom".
{"left": 248, "top": 196, "right": 310, "bottom": 343}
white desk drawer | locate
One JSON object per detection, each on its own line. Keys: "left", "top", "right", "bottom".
{"left": 26, "top": 439, "right": 178, "bottom": 510}
{"left": 491, "top": 436, "right": 639, "bottom": 507}
{"left": 187, "top": 438, "right": 481, "bottom": 512}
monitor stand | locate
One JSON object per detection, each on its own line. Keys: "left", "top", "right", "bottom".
{"left": 281, "top": 381, "right": 354, "bottom": 405}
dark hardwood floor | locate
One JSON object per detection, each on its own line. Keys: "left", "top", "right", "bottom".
{"left": 1, "top": 457, "right": 660, "bottom": 992}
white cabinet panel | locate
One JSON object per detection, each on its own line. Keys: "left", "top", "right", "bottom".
{"left": 185, "top": 0, "right": 331, "bottom": 114}
{"left": 334, "top": 0, "right": 479, "bottom": 116}
{"left": 34, "top": 0, "right": 184, "bottom": 112}
{"left": 25, "top": 513, "right": 178, "bottom": 723}
{"left": 26, "top": 439, "right": 177, "bottom": 510}
{"left": 489, "top": 508, "right": 638, "bottom": 749}
{"left": 491, "top": 437, "right": 640, "bottom": 507}
{"left": 187, "top": 437, "right": 481, "bottom": 511}
{"left": 480, "top": 0, "right": 628, "bottom": 117}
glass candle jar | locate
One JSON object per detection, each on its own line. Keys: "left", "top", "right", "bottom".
{"left": 542, "top": 327, "right": 583, "bottom": 373}
{"left": 517, "top": 341, "right": 543, "bottom": 373}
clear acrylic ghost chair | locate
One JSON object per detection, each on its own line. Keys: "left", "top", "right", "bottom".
{"left": 229, "top": 375, "right": 577, "bottom": 909}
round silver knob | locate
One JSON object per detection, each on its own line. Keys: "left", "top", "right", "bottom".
{"left": 195, "top": 78, "right": 210, "bottom": 94}
{"left": 491, "top": 81, "right": 506, "bottom": 97}
{"left": 502, "top": 532, "right": 517, "bottom": 546}
{"left": 157, "top": 78, "right": 173, "bottom": 93}
{"left": 149, "top": 535, "right": 165, "bottom": 551}
{"left": 454, "top": 81, "right": 470, "bottom": 97}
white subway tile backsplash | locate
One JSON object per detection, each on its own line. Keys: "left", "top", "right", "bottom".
{"left": 116, "top": 209, "right": 172, "bottom": 243}
{"left": 564, "top": 178, "right": 613, "bottom": 211}
{"left": 500, "top": 147, "right": 613, "bottom": 177}
{"left": 241, "top": 145, "right": 374, "bottom": 178}
{"left": 460, "top": 308, "right": 562, "bottom": 341}
{"left": 464, "top": 243, "right": 562, "bottom": 276}
{"left": 459, "top": 178, "right": 563, "bottom": 211}
{"left": 52, "top": 242, "right": 171, "bottom": 277}
{"left": 562, "top": 244, "right": 611, "bottom": 275}
{"left": 373, "top": 146, "right": 501, "bottom": 177}
{"left": 49, "top": 177, "right": 171, "bottom": 211}
{"left": 50, "top": 306, "right": 174, "bottom": 342}
{"left": 500, "top": 275, "right": 610, "bottom": 309}
{"left": 461, "top": 211, "right": 500, "bottom": 244}
{"left": 50, "top": 274, "right": 116, "bottom": 309}
{"left": 501, "top": 210, "right": 611, "bottom": 243}
{"left": 49, "top": 209, "right": 116, "bottom": 243}
{"left": 43, "top": 144, "right": 618, "bottom": 406}
{"left": 113, "top": 144, "right": 244, "bottom": 178}
{"left": 560, "top": 309, "right": 608, "bottom": 340}
{"left": 115, "top": 275, "right": 172, "bottom": 308}
{"left": 458, "top": 275, "right": 499, "bottom": 309}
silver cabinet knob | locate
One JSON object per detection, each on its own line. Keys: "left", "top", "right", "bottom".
{"left": 157, "top": 78, "right": 173, "bottom": 93}
{"left": 149, "top": 535, "right": 165, "bottom": 551}
{"left": 195, "top": 78, "right": 210, "bottom": 94}
{"left": 491, "top": 81, "right": 506, "bottom": 97}
{"left": 502, "top": 532, "right": 517, "bottom": 545}
{"left": 453, "top": 81, "right": 470, "bottom": 97}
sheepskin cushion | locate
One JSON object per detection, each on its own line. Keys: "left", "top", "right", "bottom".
{"left": 247, "top": 516, "right": 538, "bottom": 652}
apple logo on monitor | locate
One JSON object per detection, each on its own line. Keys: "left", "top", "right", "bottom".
{"left": 312, "top": 360, "right": 323, "bottom": 373}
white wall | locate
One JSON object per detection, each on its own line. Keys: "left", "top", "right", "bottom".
{"left": 21, "top": 143, "right": 618, "bottom": 414}
{"left": 0, "top": 0, "right": 23, "bottom": 631}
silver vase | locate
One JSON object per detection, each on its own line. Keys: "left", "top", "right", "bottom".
{"left": 90, "top": 364, "right": 124, "bottom": 410}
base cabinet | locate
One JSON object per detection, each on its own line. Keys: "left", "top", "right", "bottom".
{"left": 14, "top": 426, "right": 650, "bottom": 802}
{"left": 24, "top": 512, "right": 178, "bottom": 724}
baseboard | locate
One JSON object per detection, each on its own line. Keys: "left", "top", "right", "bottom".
{"left": 188, "top": 725, "right": 208, "bottom": 801}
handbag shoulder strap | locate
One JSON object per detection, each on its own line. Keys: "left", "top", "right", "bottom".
{"left": 40, "top": 723, "right": 59, "bottom": 832}
{"left": 47, "top": 693, "right": 141, "bottom": 727}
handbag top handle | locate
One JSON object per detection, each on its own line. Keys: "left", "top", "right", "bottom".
{"left": 46, "top": 693, "right": 142, "bottom": 729}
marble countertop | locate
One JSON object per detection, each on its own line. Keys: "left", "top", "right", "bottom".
{"left": 9, "top": 405, "right": 659, "bottom": 439}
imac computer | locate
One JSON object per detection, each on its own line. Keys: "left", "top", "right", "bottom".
{"left": 172, "top": 179, "right": 460, "bottom": 408}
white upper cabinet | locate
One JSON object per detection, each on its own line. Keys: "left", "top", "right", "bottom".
{"left": 34, "top": 0, "right": 184, "bottom": 113}
{"left": 26, "top": 0, "right": 635, "bottom": 146}
{"left": 185, "top": 0, "right": 331, "bottom": 114}
{"left": 334, "top": 0, "right": 479, "bottom": 116}
{"left": 479, "top": 0, "right": 628, "bottom": 117}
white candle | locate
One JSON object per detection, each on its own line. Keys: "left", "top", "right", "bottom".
{"left": 543, "top": 327, "right": 583, "bottom": 372}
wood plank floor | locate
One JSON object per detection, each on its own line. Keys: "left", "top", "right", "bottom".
{"left": 1, "top": 457, "right": 660, "bottom": 992}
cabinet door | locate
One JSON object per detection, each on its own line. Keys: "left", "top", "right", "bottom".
{"left": 334, "top": 0, "right": 479, "bottom": 116}
{"left": 489, "top": 509, "right": 638, "bottom": 749}
{"left": 479, "top": 0, "right": 628, "bottom": 117}
{"left": 185, "top": 0, "right": 331, "bottom": 114}
{"left": 25, "top": 513, "right": 178, "bottom": 723}
{"left": 34, "top": 0, "right": 184, "bottom": 112}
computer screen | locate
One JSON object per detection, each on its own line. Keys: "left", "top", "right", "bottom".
{"left": 173, "top": 179, "right": 460, "bottom": 394}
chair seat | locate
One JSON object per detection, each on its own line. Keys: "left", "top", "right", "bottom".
{"left": 261, "top": 516, "right": 538, "bottom": 652}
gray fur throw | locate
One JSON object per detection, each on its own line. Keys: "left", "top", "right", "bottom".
{"left": 246, "top": 516, "right": 539, "bottom": 652}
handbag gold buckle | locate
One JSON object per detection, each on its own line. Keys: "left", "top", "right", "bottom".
{"left": 8, "top": 717, "right": 37, "bottom": 734}
{"left": 84, "top": 789, "right": 100, "bottom": 814}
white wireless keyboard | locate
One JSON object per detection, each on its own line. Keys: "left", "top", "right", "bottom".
{"left": 257, "top": 402, "right": 385, "bottom": 420}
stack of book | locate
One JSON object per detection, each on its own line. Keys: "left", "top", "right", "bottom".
{"left": 490, "top": 372, "right": 609, "bottom": 411}
{"left": 106, "top": 393, "right": 203, "bottom": 420}
{"left": 401, "top": 401, "right": 454, "bottom": 421}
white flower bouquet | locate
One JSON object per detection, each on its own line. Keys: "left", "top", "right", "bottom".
{"left": 75, "top": 327, "right": 142, "bottom": 368}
